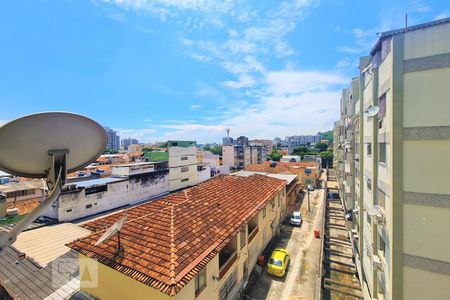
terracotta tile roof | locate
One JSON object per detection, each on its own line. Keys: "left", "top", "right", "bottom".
{"left": 68, "top": 174, "right": 285, "bottom": 296}
{"left": 245, "top": 161, "right": 316, "bottom": 174}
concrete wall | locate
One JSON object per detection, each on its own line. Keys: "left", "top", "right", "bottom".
{"left": 45, "top": 171, "right": 169, "bottom": 222}
{"left": 198, "top": 165, "right": 211, "bottom": 183}
{"left": 169, "top": 145, "right": 198, "bottom": 191}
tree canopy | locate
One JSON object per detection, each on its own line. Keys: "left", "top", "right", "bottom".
{"left": 267, "top": 149, "right": 282, "bottom": 161}
{"left": 315, "top": 141, "right": 329, "bottom": 152}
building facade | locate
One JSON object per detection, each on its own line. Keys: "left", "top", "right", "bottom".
{"left": 70, "top": 174, "right": 287, "bottom": 300}
{"left": 168, "top": 141, "right": 199, "bottom": 191}
{"left": 42, "top": 162, "right": 169, "bottom": 222}
{"left": 121, "top": 138, "right": 138, "bottom": 150}
{"left": 104, "top": 127, "right": 120, "bottom": 151}
{"left": 334, "top": 18, "right": 450, "bottom": 300}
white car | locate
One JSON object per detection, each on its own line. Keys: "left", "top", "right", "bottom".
{"left": 290, "top": 212, "right": 302, "bottom": 226}
{"left": 307, "top": 185, "right": 314, "bottom": 191}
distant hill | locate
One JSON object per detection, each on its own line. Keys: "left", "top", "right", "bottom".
{"left": 320, "top": 130, "right": 333, "bottom": 142}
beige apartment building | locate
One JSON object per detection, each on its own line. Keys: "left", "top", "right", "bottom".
{"left": 168, "top": 141, "right": 199, "bottom": 191}
{"left": 69, "top": 174, "right": 287, "bottom": 300}
{"left": 334, "top": 18, "right": 450, "bottom": 300}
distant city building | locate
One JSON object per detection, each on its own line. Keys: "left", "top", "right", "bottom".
{"left": 168, "top": 141, "right": 198, "bottom": 191}
{"left": 223, "top": 145, "right": 267, "bottom": 170}
{"left": 273, "top": 137, "right": 282, "bottom": 146}
{"left": 236, "top": 136, "right": 249, "bottom": 146}
{"left": 104, "top": 127, "right": 120, "bottom": 151}
{"left": 121, "top": 138, "right": 138, "bottom": 150}
{"left": 222, "top": 137, "right": 234, "bottom": 146}
{"left": 283, "top": 134, "right": 323, "bottom": 154}
{"left": 251, "top": 139, "right": 274, "bottom": 152}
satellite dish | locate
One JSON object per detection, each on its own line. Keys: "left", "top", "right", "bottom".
{"left": 95, "top": 215, "right": 127, "bottom": 246}
{"left": 366, "top": 205, "right": 382, "bottom": 217}
{"left": 0, "top": 112, "right": 107, "bottom": 178}
{"left": 0, "top": 112, "right": 107, "bottom": 249}
{"left": 363, "top": 106, "right": 379, "bottom": 117}
{"left": 95, "top": 215, "right": 127, "bottom": 255}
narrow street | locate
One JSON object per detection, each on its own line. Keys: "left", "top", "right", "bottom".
{"left": 243, "top": 184, "right": 325, "bottom": 300}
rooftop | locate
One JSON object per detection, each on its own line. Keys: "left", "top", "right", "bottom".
{"left": 68, "top": 174, "right": 286, "bottom": 296}
{"left": 233, "top": 171, "right": 297, "bottom": 185}
{"left": 245, "top": 161, "right": 317, "bottom": 175}
{"left": 0, "top": 180, "right": 46, "bottom": 193}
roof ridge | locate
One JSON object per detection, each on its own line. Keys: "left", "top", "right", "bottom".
{"left": 168, "top": 205, "right": 177, "bottom": 296}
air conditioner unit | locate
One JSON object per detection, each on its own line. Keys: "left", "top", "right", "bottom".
{"left": 372, "top": 255, "right": 384, "bottom": 271}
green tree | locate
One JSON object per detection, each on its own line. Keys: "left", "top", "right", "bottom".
{"left": 292, "top": 146, "right": 308, "bottom": 156}
{"left": 321, "top": 130, "right": 334, "bottom": 143}
{"left": 315, "top": 141, "right": 328, "bottom": 152}
{"left": 267, "top": 150, "right": 282, "bottom": 162}
{"left": 103, "top": 148, "right": 118, "bottom": 154}
{"left": 203, "top": 144, "right": 211, "bottom": 151}
{"left": 211, "top": 146, "right": 222, "bottom": 155}
{"left": 320, "top": 150, "right": 333, "bottom": 168}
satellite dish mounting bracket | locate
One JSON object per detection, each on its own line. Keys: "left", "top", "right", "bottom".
{"left": 0, "top": 151, "right": 68, "bottom": 249}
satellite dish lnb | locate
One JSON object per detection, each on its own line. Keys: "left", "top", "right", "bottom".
{"left": 363, "top": 106, "right": 379, "bottom": 118}
{"left": 0, "top": 112, "right": 106, "bottom": 249}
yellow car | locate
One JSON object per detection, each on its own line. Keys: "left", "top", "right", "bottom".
{"left": 266, "top": 248, "right": 290, "bottom": 277}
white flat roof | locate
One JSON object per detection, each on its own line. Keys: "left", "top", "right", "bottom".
{"left": 13, "top": 223, "right": 91, "bottom": 266}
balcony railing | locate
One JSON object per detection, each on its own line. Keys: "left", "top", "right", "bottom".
{"left": 219, "top": 251, "right": 237, "bottom": 279}
{"left": 248, "top": 227, "right": 259, "bottom": 244}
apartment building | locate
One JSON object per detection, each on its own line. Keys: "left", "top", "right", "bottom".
{"left": 104, "top": 127, "right": 120, "bottom": 151}
{"left": 42, "top": 162, "right": 169, "bottom": 222}
{"left": 334, "top": 18, "right": 450, "bottom": 300}
{"left": 168, "top": 141, "right": 199, "bottom": 191}
{"left": 222, "top": 145, "right": 251, "bottom": 170}
{"left": 69, "top": 174, "right": 287, "bottom": 300}
{"left": 250, "top": 139, "right": 274, "bottom": 152}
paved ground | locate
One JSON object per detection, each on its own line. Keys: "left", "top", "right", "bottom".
{"left": 243, "top": 185, "right": 325, "bottom": 300}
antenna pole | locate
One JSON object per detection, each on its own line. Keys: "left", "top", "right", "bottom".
{"left": 405, "top": 14, "right": 408, "bottom": 31}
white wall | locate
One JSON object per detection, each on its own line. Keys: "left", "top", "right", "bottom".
{"left": 44, "top": 172, "right": 169, "bottom": 222}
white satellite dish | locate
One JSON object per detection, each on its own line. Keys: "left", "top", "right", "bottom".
{"left": 366, "top": 205, "right": 383, "bottom": 217}
{"left": 363, "top": 106, "right": 379, "bottom": 117}
{"left": 95, "top": 215, "right": 127, "bottom": 255}
{"left": 0, "top": 112, "right": 106, "bottom": 249}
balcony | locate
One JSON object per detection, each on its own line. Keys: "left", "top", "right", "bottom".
{"left": 219, "top": 236, "right": 237, "bottom": 279}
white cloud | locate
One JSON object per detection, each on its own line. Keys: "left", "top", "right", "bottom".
{"left": 189, "top": 104, "right": 202, "bottom": 110}
{"left": 222, "top": 74, "right": 255, "bottom": 89}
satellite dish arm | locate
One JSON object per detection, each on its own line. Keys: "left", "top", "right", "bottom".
{"left": 0, "top": 151, "right": 66, "bottom": 249}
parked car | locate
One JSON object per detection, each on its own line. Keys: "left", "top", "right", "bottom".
{"left": 307, "top": 185, "right": 314, "bottom": 191}
{"left": 290, "top": 212, "right": 302, "bottom": 226}
{"left": 266, "top": 248, "right": 290, "bottom": 277}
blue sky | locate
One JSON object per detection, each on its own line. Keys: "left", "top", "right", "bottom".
{"left": 0, "top": 0, "right": 448, "bottom": 143}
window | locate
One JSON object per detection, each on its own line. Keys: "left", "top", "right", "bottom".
{"left": 181, "top": 156, "right": 188, "bottom": 161}
{"left": 86, "top": 204, "right": 92, "bottom": 209}
{"left": 367, "top": 179, "right": 372, "bottom": 191}
{"left": 379, "top": 143, "right": 387, "bottom": 164}
{"left": 171, "top": 142, "right": 178, "bottom": 146}
{"left": 378, "top": 93, "right": 386, "bottom": 118}
{"left": 377, "top": 189, "right": 386, "bottom": 209}
{"left": 195, "top": 268, "right": 206, "bottom": 296}
{"left": 367, "top": 143, "right": 372, "bottom": 156}
{"left": 181, "top": 166, "right": 189, "bottom": 173}
{"left": 240, "top": 228, "right": 246, "bottom": 249}
{"left": 181, "top": 178, "right": 189, "bottom": 182}
{"left": 66, "top": 209, "right": 72, "bottom": 213}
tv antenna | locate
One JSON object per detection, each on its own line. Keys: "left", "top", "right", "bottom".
{"left": 0, "top": 112, "right": 107, "bottom": 249}
{"left": 363, "top": 106, "right": 379, "bottom": 118}
{"left": 95, "top": 215, "right": 127, "bottom": 255}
